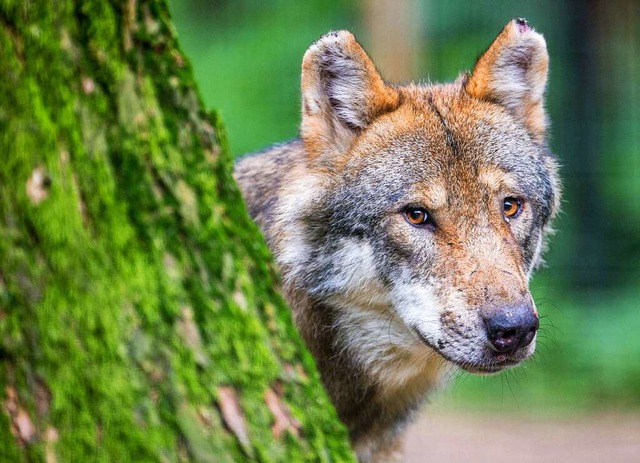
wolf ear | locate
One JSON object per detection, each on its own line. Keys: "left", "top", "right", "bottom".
{"left": 301, "top": 31, "right": 400, "bottom": 162}
{"left": 465, "top": 19, "right": 549, "bottom": 142}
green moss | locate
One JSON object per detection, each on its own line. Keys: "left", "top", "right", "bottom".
{"left": 0, "top": 0, "right": 354, "bottom": 461}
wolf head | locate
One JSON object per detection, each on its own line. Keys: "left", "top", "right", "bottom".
{"left": 278, "top": 20, "right": 560, "bottom": 379}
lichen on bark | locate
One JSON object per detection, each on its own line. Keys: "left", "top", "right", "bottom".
{"left": 0, "top": 1, "right": 354, "bottom": 461}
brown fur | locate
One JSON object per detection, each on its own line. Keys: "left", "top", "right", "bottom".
{"left": 465, "top": 19, "right": 550, "bottom": 142}
{"left": 234, "top": 20, "right": 560, "bottom": 462}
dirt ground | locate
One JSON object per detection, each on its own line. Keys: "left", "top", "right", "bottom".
{"left": 404, "top": 409, "right": 640, "bottom": 463}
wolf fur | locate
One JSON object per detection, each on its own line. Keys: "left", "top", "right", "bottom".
{"left": 234, "top": 19, "right": 560, "bottom": 462}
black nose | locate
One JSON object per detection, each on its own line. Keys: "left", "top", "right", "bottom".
{"left": 484, "top": 306, "right": 539, "bottom": 353}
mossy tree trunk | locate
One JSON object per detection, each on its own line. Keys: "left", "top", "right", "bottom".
{"left": 0, "top": 1, "right": 354, "bottom": 461}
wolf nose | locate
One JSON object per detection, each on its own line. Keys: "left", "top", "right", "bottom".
{"left": 484, "top": 306, "right": 539, "bottom": 353}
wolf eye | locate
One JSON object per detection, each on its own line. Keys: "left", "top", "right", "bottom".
{"left": 403, "top": 207, "right": 433, "bottom": 228}
{"left": 503, "top": 197, "right": 523, "bottom": 219}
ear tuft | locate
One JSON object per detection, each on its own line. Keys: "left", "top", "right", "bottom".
{"left": 301, "top": 31, "right": 399, "bottom": 160}
{"left": 465, "top": 19, "right": 549, "bottom": 142}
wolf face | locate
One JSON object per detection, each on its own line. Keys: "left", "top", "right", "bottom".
{"left": 234, "top": 19, "right": 560, "bottom": 461}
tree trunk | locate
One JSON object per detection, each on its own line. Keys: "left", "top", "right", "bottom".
{"left": 0, "top": 1, "right": 354, "bottom": 462}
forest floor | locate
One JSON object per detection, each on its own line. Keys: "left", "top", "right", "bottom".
{"left": 404, "top": 409, "right": 640, "bottom": 463}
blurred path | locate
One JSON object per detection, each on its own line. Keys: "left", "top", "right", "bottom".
{"left": 404, "top": 410, "right": 640, "bottom": 463}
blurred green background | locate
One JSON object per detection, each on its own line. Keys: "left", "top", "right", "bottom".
{"left": 168, "top": 0, "right": 640, "bottom": 413}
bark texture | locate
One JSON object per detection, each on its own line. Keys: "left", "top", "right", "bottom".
{"left": 0, "top": 1, "right": 354, "bottom": 461}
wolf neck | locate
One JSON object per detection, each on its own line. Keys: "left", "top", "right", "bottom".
{"left": 290, "top": 290, "right": 449, "bottom": 445}
{"left": 326, "top": 297, "right": 448, "bottom": 402}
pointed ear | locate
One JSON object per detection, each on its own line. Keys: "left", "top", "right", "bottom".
{"left": 301, "top": 31, "right": 400, "bottom": 162}
{"left": 465, "top": 19, "right": 549, "bottom": 142}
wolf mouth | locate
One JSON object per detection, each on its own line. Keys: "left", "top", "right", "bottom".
{"left": 461, "top": 358, "right": 522, "bottom": 374}
{"left": 412, "top": 327, "right": 524, "bottom": 374}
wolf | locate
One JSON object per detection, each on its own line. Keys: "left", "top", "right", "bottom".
{"left": 234, "top": 19, "right": 560, "bottom": 462}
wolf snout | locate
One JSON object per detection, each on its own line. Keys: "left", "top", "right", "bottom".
{"left": 483, "top": 305, "right": 539, "bottom": 353}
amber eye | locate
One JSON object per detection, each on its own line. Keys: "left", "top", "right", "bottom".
{"left": 404, "top": 207, "right": 432, "bottom": 227}
{"left": 503, "top": 197, "right": 523, "bottom": 218}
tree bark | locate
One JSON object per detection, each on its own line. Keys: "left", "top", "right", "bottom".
{"left": 0, "top": 1, "right": 354, "bottom": 461}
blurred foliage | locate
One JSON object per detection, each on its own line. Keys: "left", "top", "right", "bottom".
{"left": 168, "top": 0, "right": 640, "bottom": 410}
{"left": 169, "top": 0, "right": 358, "bottom": 156}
